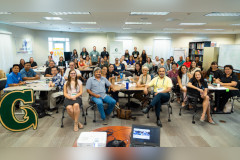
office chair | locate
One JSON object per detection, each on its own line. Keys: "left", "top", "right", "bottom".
{"left": 61, "top": 103, "right": 85, "bottom": 128}
{"left": 231, "top": 80, "right": 240, "bottom": 113}
{"left": 85, "top": 95, "right": 115, "bottom": 125}
{"left": 147, "top": 91, "right": 173, "bottom": 127}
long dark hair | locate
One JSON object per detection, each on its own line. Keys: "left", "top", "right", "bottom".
{"left": 224, "top": 65, "right": 234, "bottom": 76}
{"left": 135, "top": 62, "right": 142, "bottom": 72}
{"left": 66, "top": 70, "right": 78, "bottom": 90}
{"left": 191, "top": 70, "right": 204, "bottom": 85}
{"left": 206, "top": 61, "right": 218, "bottom": 76}
{"left": 189, "top": 60, "right": 196, "bottom": 72}
{"left": 178, "top": 65, "right": 187, "bottom": 79}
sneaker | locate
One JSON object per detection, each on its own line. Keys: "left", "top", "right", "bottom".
{"left": 142, "top": 105, "right": 151, "bottom": 114}
{"left": 102, "top": 119, "right": 108, "bottom": 125}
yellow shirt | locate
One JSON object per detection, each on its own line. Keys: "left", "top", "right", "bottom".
{"left": 148, "top": 76, "right": 173, "bottom": 93}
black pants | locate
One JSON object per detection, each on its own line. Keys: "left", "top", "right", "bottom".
{"left": 215, "top": 91, "right": 232, "bottom": 111}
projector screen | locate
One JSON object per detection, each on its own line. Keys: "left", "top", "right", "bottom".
{"left": 218, "top": 44, "right": 240, "bottom": 70}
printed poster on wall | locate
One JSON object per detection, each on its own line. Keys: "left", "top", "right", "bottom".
{"left": 109, "top": 41, "right": 123, "bottom": 64}
{"left": 16, "top": 38, "right": 32, "bottom": 54}
{"left": 52, "top": 48, "right": 64, "bottom": 64}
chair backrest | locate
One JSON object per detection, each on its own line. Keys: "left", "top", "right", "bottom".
{"left": 120, "top": 71, "right": 133, "bottom": 77}
{"left": 186, "top": 86, "right": 200, "bottom": 98}
{"left": 0, "top": 70, "right": 6, "bottom": 79}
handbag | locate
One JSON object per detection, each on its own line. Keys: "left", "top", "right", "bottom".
{"left": 115, "top": 105, "right": 135, "bottom": 120}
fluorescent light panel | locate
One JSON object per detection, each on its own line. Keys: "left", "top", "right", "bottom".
{"left": 14, "top": 22, "right": 40, "bottom": 24}
{"left": 231, "top": 24, "right": 240, "bottom": 26}
{"left": 163, "top": 28, "right": 183, "bottom": 30}
{"left": 44, "top": 17, "right": 62, "bottom": 20}
{"left": 123, "top": 28, "right": 132, "bottom": 30}
{"left": 49, "top": 12, "right": 90, "bottom": 15}
{"left": 130, "top": 12, "right": 169, "bottom": 15}
{"left": 204, "top": 29, "right": 224, "bottom": 31}
{"left": 70, "top": 22, "right": 96, "bottom": 24}
{"left": 0, "top": 12, "right": 11, "bottom": 15}
{"left": 179, "top": 23, "right": 206, "bottom": 25}
{"left": 81, "top": 28, "right": 100, "bottom": 29}
{"left": 205, "top": 12, "right": 240, "bottom": 16}
{"left": 125, "top": 22, "right": 152, "bottom": 25}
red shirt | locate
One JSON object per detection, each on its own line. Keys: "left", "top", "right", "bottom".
{"left": 183, "top": 62, "right": 191, "bottom": 68}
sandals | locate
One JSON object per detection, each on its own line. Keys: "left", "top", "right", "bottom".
{"left": 74, "top": 122, "right": 78, "bottom": 132}
{"left": 78, "top": 122, "right": 84, "bottom": 129}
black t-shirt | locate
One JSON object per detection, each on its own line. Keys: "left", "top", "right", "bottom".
{"left": 188, "top": 78, "right": 208, "bottom": 97}
{"left": 58, "top": 61, "right": 66, "bottom": 67}
{"left": 141, "top": 54, "right": 147, "bottom": 62}
{"left": 124, "top": 53, "right": 130, "bottom": 61}
{"left": 107, "top": 71, "right": 119, "bottom": 80}
{"left": 220, "top": 73, "right": 238, "bottom": 84}
{"left": 207, "top": 69, "right": 223, "bottom": 80}
{"left": 44, "top": 67, "right": 52, "bottom": 76}
{"left": 80, "top": 52, "right": 89, "bottom": 60}
{"left": 101, "top": 51, "right": 109, "bottom": 59}
{"left": 132, "top": 51, "right": 139, "bottom": 58}
{"left": 19, "top": 64, "right": 24, "bottom": 70}
{"left": 30, "top": 61, "right": 37, "bottom": 67}
{"left": 135, "top": 70, "right": 142, "bottom": 76}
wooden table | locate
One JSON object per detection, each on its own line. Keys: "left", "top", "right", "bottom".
{"left": 78, "top": 67, "right": 93, "bottom": 79}
{"left": 126, "top": 66, "right": 135, "bottom": 73}
{"left": 73, "top": 126, "right": 132, "bottom": 147}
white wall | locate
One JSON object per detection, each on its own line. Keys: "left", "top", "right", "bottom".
{"left": 0, "top": 23, "right": 238, "bottom": 73}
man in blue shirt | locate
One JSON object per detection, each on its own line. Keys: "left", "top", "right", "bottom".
{"left": 48, "top": 66, "right": 65, "bottom": 109}
{"left": 5, "top": 64, "right": 26, "bottom": 87}
{"left": 177, "top": 56, "right": 185, "bottom": 67}
{"left": 20, "top": 62, "right": 40, "bottom": 81}
{"left": 86, "top": 67, "right": 116, "bottom": 125}
{"left": 90, "top": 46, "right": 100, "bottom": 65}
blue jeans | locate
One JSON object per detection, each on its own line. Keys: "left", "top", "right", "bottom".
{"left": 91, "top": 95, "right": 116, "bottom": 120}
{"left": 150, "top": 92, "right": 170, "bottom": 118}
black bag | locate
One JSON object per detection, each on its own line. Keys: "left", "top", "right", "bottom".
{"left": 32, "top": 100, "right": 49, "bottom": 118}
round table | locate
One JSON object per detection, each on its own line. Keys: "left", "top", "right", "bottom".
{"left": 73, "top": 126, "right": 132, "bottom": 147}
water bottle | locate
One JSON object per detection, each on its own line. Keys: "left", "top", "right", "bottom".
{"left": 126, "top": 81, "right": 129, "bottom": 89}
{"left": 209, "top": 75, "right": 212, "bottom": 84}
{"left": 115, "top": 76, "right": 118, "bottom": 82}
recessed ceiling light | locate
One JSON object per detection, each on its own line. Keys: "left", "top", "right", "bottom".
{"left": 123, "top": 28, "right": 132, "bottom": 30}
{"left": 163, "top": 28, "right": 183, "bottom": 30}
{"left": 205, "top": 12, "right": 240, "bottom": 16}
{"left": 49, "top": 12, "right": 90, "bottom": 15}
{"left": 231, "top": 24, "right": 240, "bottom": 26}
{"left": 70, "top": 22, "right": 96, "bottom": 24}
{"left": 44, "top": 17, "right": 62, "bottom": 20}
{"left": 0, "top": 12, "right": 11, "bottom": 15}
{"left": 204, "top": 29, "right": 224, "bottom": 31}
{"left": 14, "top": 22, "right": 40, "bottom": 24}
{"left": 81, "top": 28, "right": 100, "bottom": 30}
{"left": 179, "top": 23, "right": 206, "bottom": 25}
{"left": 130, "top": 12, "right": 169, "bottom": 15}
{"left": 125, "top": 22, "right": 152, "bottom": 25}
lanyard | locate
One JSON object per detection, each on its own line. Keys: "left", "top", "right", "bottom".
{"left": 142, "top": 75, "right": 148, "bottom": 84}
{"left": 156, "top": 77, "right": 165, "bottom": 88}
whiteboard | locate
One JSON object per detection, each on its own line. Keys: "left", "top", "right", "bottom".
{"left": 144, "top": 46, "right": 153, "bottom": 57}
{"left": 173, "top": 48, "right": 186, "bottom": 62}
{"left": 218, "top": 44, "right": 240, "bottom": 70}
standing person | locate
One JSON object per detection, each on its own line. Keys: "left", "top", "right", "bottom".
{"left": 177, "top": 65, "right": 191, "bottom": 108}
{"left": 124, "top": 50, "right": 130, "bottom": 61}
{"left": 195, "top": 56, "right": 203, "bottom": 70}
{"left": 86, "top": 67, "right": 116, "bottom": 125}
{"left": 170, "top": 56, "right": 176, "bottom": 64}
{"left": 64, "top": 61, "right": 81, "bottom": 80}
{"left": 29, "top": 57, "right": 38, "bottom": 69}
{"left": 20, "top": 62, "right": 40, "bottom": 81}
{"left": 141, "top": 50, "right": 147, "bottom": 65}
{"left": 44, "top": 60, "right": 55, "bottom": 77}
{"left": 132, "top": 47, "right": 139, "bottom": 61}
{"left": 71, "top": 49, "right": 78, "bottom": 60}
{"left": 164, "top": 59, "right": 172, "bottom": 73}
{"left": 84, "top": 55, "right": 92, "bottom": 67}
{"left": 127, "top": 56, "right": 135, "bottom": 65}
{"left": 134, "top": 63, "right": 142, "bottom": 77}
{"left": 48, "top": 66, "right": 65, "bottom": 110}
{"left": 19, "top": 59, "right": 25, "bottom": 71}
{"left": 183, "top": 57, "right": 191, "bottom": 68}
{"left": 90, "top": 46, "right": 100, "bottom": 65}
{"left": 177, "top": 56, "right": 185, "bottom": 67}
{"left": 188, "top": 61, "right": 201, "bottom": 78}
{"left": 5, "top": 64, "right": 26, "bottom": 87}
{"left": 45, "top": 55, "right": 52, "bottom": 67}
{"left": 80, "top": 47, "right": 89, "bottom": 60}
{"left": 63, "top": 70, "right": 84, "bottom": 131}
{"left": 101, "top": 47, "right": 109, "bottom": 60}
{"left": 187, "top": 71, "right": 215, "bottom": 124}
{"left": 142, "top": 67, "right": 173, "bottom": 127}
{"left": 215, "top": 65, "right": 238, "bottom": 112}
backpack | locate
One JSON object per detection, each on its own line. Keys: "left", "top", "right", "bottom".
{"left": 31, "top": 100, "right": 50, "bottom": 118}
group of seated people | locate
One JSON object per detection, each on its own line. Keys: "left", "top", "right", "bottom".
{"left": 3, "top": 46, "right": 239, "bottom": 131}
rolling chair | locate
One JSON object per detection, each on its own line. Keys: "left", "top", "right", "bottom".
{"left": 60, "top": 102, "right": 86, "bottom": 128}
{"left": 147, "top": 91, "right": 173, "bottom": 127}
{"left": 85, "top": 95, "right": 115, "bottom": 125}
{"left": 231, "top": 80, "right": 240, "bottom": 113}
{"left": 179, "top": 87, "right": 203, "bottom": 124}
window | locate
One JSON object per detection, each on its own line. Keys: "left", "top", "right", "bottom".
{"left": 153, "top": 39, "right": 172, "bottom": 60}
{"left": 48, "top": 37, "right": 70, "bottom": 52}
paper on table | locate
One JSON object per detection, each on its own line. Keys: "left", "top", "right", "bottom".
{"left": 208, "top": 86, "right": 227, "bottom": 90}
